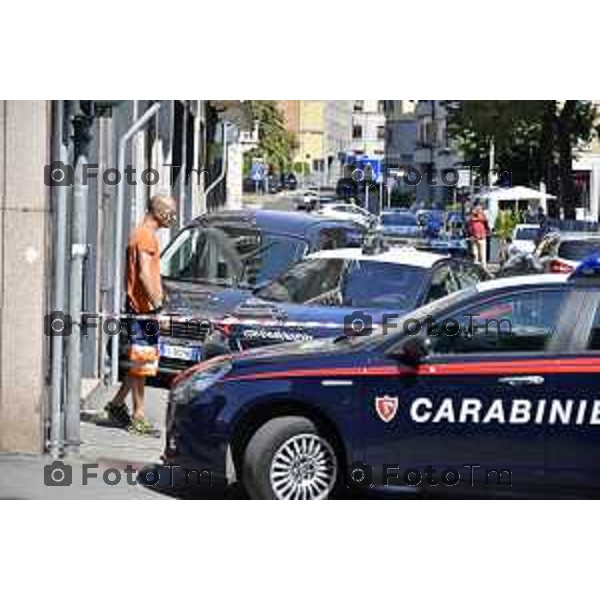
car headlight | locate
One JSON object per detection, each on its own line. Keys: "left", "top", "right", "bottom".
{"left": 171, "top": 358, "right": 232, "bottom": 404}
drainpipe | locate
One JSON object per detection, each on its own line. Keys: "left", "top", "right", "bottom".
{"left": 110, "top": 102, "right": 161, "bottom": 385}
{"left": 64, "top": 156, "right": 88, "bottom": 456}
{"left": 49, "top": 101, "right": 68, "bottom": 458}
{"left": 179, "top": 101, "right": 188, "bottom": 223}
{"left": 202, "top": 121, "right": 229, "bottom": 210}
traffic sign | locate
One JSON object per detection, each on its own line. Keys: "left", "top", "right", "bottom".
{"left": 251, "top": 163, "right": 266, "bottom": 181}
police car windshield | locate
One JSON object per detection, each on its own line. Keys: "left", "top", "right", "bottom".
{"left": 255, "top": 257, "right": 427, "bottom": 310}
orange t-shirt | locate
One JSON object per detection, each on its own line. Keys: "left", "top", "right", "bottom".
{"left": 126, "top": 224, "right": 161, "bottom": 314}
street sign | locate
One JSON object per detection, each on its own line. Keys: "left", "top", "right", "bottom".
{"left": 457, "top": 168, "right": 472, "bottom": 188}
{"left": 251, "top": 163, "right": 266, "bottom": 181}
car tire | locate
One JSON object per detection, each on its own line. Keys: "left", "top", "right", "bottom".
{"left": 242, "top": 416, "right": 339, "bottom": 500}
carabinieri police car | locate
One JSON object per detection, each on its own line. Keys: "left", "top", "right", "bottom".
{"left": 205, "top": 244, "right": 489, "bottom": 350}
{"left": 164, "top": 255, "right": 600, "bottom": 499}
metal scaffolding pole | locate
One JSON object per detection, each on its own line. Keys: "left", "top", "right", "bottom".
{"left": 179, "top": 101, "right": 188, "bottom": 224}
{"left": 110, "top": 102, "right": 161, "bottom": 385}
{"left": 64, "top": 156, "right": 88, "bottom": 455}
{"left": 49, "top": 102, "right": 68, "bottom": 458}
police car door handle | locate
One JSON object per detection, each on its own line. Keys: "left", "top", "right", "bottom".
{"left": 498, "top": 375, "right": 545, "bottom": 386}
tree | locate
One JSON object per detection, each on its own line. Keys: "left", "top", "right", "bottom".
{"left": 554, "top": 101, "right": 596, "bottom": 218}
{"left": 247, "top": 101, "right": 296, "bottom": 173}
{"left": 447, "top": 100, "right": 545, "bottom": 185}
{"left": 447, "top": 101, "right": 597, "bottom": 218}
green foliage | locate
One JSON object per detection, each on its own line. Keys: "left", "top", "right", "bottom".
{"left": 447, "top": 101, "right": 597, "bottom": 219}
{"left": 494, "top": 209, "right": 520, "bottom": 241}
{"left": 247, "top": 101, "right": 296, "bottom": 172}
{"left": 293, "top": 161, "right": 310, "bottom": 174}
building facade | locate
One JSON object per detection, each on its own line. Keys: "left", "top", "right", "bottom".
{"left": 279, "top": 100, "right": 353, "bottom": 186}
{"left": 0, "top": 101, "right": 51, "bottom": 453}
{"left": 350, "top": 100, "right": 386, "bottom": 157}
{"left": 0, "top": 100, "right": 242, "bottom": 455}
{"left": 413, "top": 100, "right": 462, "bottom": 206}
{"left": 383, "top": 100, "right": 417, "bottom": 169}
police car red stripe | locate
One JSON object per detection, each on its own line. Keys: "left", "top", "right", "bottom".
{"left": 225, "top": 357, "right": 600, "bottom": 381}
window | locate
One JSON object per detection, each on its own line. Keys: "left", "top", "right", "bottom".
{"left": 452, "top": 262, "right": 489, "bottom": 289}
{"left": 558, "top": 239, "right": 600, "bottom": 261}
{"left": 378, "top": 101, "right": 386, "bottom": 113}
{"left": 246, "top": 234, "right": 308, "bottom": 284}
{"left": 160, "top": 227, "right": 245, "bottom": 284}
{"left": 256, "top": 259, "right": 427, "bottom": 310}
{"left": 352, "top": 124, "right": 363, "bottom": 139}
{"left": 515, "top": 227, "right": 539, "bottom": 241}
{"left": 161, "top": 226, "right": 307, "bottom": 286}
{"left": 424, "top": 264, "right": 460, "bottom": 304}
{"left": 377, "top": 125, "right": 385, "bottom": 140}
{"left": 418, "top": 117, "right": 436, "bottom": 147}
{"left": 380, "top": 213, "right": 417, "bottom": 227}
{"left": 586, "top": 301, "right": 600, "bottom": 350}
{"left": 342, "top": 262, "right": 426, "bottom": 310}
{"left": 432, "top": 290, "right": 568, "bottom": 355}
{"left": 256, "top": 259, "right": 346, "bottom": 304}
{"left": 354, "top": 101, "right": 364, "bottom": 112}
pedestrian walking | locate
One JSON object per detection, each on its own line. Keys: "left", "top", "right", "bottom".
{"left": 104, "top": 194, "right": 177, "bottom": 435}
{"left": 467, "top": 204, "right": 490, "bottom": 268}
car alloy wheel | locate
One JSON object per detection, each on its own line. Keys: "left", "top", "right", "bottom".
{"left": 269, "top": 433, "right": 337, "bottom": 500}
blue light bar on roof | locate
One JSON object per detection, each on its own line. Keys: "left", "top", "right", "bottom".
{"left": 569, "top": 252, "right": 600, "bottom": 280}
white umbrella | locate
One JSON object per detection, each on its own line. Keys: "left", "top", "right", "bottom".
{"left": 477, "top": 185, "right": 556, "bottom": 202}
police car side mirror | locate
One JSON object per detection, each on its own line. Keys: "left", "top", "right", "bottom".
{"left": 389, "top": 336, "right": 431, "bottom": 367}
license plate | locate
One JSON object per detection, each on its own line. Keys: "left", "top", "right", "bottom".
{"left": 159, "top": 343, "right": 201, "bottom": 362}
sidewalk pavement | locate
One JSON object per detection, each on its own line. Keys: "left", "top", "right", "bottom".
{"left": 0, "top": 384, "right": 171, "bottom": 500}
{"left": 80, "top": 383, "right": 167, "bottom": 467}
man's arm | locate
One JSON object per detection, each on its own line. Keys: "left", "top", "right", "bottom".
{"left": 138, "top": 250, "right": 163, "bottom": 310}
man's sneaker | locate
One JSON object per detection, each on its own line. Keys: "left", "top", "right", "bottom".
{"left": 128, "top": 417, "right": 161, "bottom": 437}
{"left": 104, "top": 402, "right": 132, "bottom": 428}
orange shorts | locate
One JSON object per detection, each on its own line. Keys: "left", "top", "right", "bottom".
{"left": 127, "top": 317, "right": 159, "bottom": 377}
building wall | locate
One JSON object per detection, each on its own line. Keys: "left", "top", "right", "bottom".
{"left": 278, "top": 100, "right": 353, "bottom": 184}
{"left": 351, "top": 100, "right": 386, "bottom": 157}
{"left": 278, "top": 100, "right": 300, "bottom": 133}
{"left": 324, "top": 100, "right": 352, "bottom": 182}
{"left": 413, "top": 100, "right": 461, "bottom": 205}
{"left": 0, "top": 101, "right": 50, "bottom": 453}
{"left": 384, "top": 100, "right": 417, "bottom": 168}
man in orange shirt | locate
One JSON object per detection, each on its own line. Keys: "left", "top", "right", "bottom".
{"left": 105, "top": 195, "right": 176, "bottom": 435}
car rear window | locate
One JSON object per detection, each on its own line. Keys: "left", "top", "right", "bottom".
{"left": 558, "top": 239, "right": 600, "bottom": 261}
{"left": 381, "top": 213, "right": 417, "bottom": 226}
{"left": 515, "top": 227, "right": 539, "bottom": 240}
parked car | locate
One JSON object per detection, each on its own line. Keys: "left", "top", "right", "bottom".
{"left": 376, "top": 210, "right": 421, "bottom": 239}
{"left": 166, "top": 261, "right": 600, "bottom": 498}
{"left": 511, "top": 224, "right": 541, "bottom": 254}
{"left": 316, "top": 203, "right": 377, "bottom": 228}
{"left": 281, "top": 172, "right": 298, "bottom": 190}
{"left": 536, "top": 231, "right": 600, "bottom": 273}
{"left": 266, "top": 174, "right": 283, "bottom": 194}
{"left": 153, "top": 210, "right": 366, "bottom": 375}
{"left": 210, "top": 244, "right": 490, "bottom": 354}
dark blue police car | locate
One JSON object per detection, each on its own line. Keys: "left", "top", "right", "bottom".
{"left": 156, "top": 209, "right": 365, "bottom": 372}
{"left": 165, "top": 258, "right": 600, "bottom": 499}
{"left": 220, "top": 245, "right": 489, "bottom": 351}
